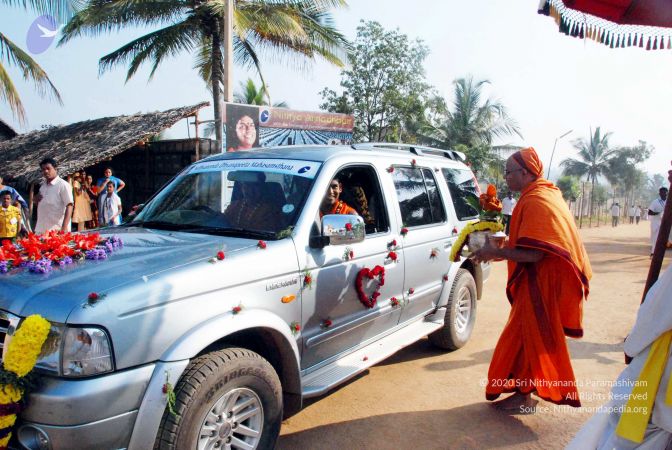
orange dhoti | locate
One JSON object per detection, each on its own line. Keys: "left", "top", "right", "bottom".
{"left": 486, "top": 175, "right": 592, "bottom": 407}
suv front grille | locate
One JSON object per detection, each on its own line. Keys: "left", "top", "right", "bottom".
{"left": 0, "top": 311, "right": 20, "bottom": 362}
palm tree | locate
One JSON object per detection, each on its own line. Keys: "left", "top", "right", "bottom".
{"left": 234, "top": 78, "right": 287, "bottom": 107}
{"left": 560, "top": 127, "right": 616, "bottom": 215}
{"left": 421, "top": 76, "right": 521, "bottom": 176}
{"left": 0, "top": 0, "right": 79, "bottom": 124}
{"left": 59, "top": 0, "right": 349, "bottom": 151}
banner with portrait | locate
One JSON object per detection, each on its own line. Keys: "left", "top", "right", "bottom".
{"left": 224, "top": 103, "right": 354, "bottom": 152}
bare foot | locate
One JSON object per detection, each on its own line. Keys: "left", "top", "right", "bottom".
{"left": 491, "top": 392, "right": 538, "bottom": 413}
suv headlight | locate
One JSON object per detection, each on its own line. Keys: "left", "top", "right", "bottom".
{"left": 34, "top": 324, "right": 114, "bottom": 377}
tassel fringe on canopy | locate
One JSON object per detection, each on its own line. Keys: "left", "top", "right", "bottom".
{"left": 538, "top": 0, "right": 672, "bottom": 50}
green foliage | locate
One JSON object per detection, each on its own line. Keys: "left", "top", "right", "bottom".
{"left": 234, "top": 78, "right": 287, "bottom": 107}
{"left": 319, "top": 20, "right": 440, "bottom": 143}
{"left": 556, "top": 176, "right": 581, "bottom": 201}
{"left": 420, "top": 76, "right": 521, "bottom": 178}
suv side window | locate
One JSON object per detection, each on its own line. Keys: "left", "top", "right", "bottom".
{"left": 441, "top": 168, "right": 479, "bottom": 220}
{"left": 326, "top": 166, "right": 390, "bottom": 235}
{"left": 392, "top": 167, "right": 446, "bottom": 227}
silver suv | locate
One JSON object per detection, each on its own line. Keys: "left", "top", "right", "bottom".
{"left": 1, "top": 143, "right": 489, "bottom": 449}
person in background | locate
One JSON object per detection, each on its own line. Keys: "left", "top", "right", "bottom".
{"left": 0, "top": 190, "right": 21, "bottom": 244}
{"left": 84, "top": 175, "right": 99, "bottom": 228}
{"left": 0, "top": 175, "right": 30, "bottom": 234}
{"left": 611, "top": 202, "right": 621, "bottom": 227}
{"left": 98, "top": 181, "right": 122, "bottom": 227}
{"left": 472, "top": 147, "right": 591, "bottom": 412}
{"left": 635, "top": 205, "right": 642, "bottom": 225}
{"left": 648, "top": 187, "right": 668, "bottom": 256}
{"left": 34, "top": 157, "right": 73, "bottom": 234}
{"left": 96, "top": 167, "right": 126, "bottom": 193}
{"left": 629, "top": 204, "right": 636, "bottom": 224}
{"left": 71, "top": 172, "right": 92, "bottom": 231}
{"left": 501, "top": 192, "right": 516, "bottom": 235}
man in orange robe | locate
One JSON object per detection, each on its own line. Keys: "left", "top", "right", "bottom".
{"left": 320, "top": 177, "right": 357, "bottom": 218}
{"left": 473, "top": 147, "right": 592, "bottom": 411}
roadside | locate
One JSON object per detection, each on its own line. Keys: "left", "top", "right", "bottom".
{"left": 278, "top": 221, "right": 670, "bottom": 449}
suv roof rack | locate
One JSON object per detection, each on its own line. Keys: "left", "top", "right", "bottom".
{"left": 351, "top": 142, "right": 466, "bottom": 162}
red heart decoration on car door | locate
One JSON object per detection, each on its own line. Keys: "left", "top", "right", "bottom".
{"left": 355, "top": 265, "right": 386, "bottom": 309}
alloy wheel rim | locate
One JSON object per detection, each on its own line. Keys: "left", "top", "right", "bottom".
{"left": 197, "top": 387, "right": 264, "bottom": 450}
{"left": 454, "top": 286, "right": 472, "bottom": 334}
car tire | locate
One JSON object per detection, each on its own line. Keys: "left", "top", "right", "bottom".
{"left": 428, "top": 268, "right": 477, "bottom": 350}
{"left": 154, "top": 347, "right": 282, "bottom": 450}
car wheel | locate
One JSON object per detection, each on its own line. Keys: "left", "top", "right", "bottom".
{"left": 428, "top": 268, "right": 477, "bottom": 350}
{"left": 155, "top": 348, "right": 282, "bottom": 450}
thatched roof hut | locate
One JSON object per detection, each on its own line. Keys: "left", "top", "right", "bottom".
{"left": 0, "top": 102, "right": 209, "bottom": 183}
{"left": 0, "top": 118, "right": 17, "bottom": 141}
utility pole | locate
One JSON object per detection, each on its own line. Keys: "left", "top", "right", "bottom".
{"left": 547, "top": 129, "right": 573, "bottom": 180}
{"left": 223, "top": 0, "right": 234, "bottom": 103}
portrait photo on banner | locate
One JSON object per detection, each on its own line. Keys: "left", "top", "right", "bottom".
{"left": 225, "top": 103, "right": 260, "bottom": 152}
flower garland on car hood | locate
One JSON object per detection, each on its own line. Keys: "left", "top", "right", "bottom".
{"left": 0, "top": 315, "right": 51, "bottom": 450}
{"left": 0, "top": 231, "right": 122, "bottom": 274}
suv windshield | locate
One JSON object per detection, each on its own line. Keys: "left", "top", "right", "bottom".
{"left": 128, "top": 158, "right": 320, "bottom": 238}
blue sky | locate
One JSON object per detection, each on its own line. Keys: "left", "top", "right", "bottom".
{"left": 1, "top": 1, "right": 671, "bottom": 182}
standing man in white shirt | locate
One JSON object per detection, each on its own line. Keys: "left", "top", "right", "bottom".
{"left": 501, "top": 192, "right": 516, "bottom": 235}
{"left": 628, "top": 205, "right": 636, "bottom": 224}
{"left": 611, "top": 202, "right": 621, "bottom": 227}
{"left": 648, "top": 187, "right": 668, "bottom": 256}
{"left": 34, "top": 157, "right": 74, "bottom": 234}
{"left": 635, "top": 205, "right": 642, "bottom": 225}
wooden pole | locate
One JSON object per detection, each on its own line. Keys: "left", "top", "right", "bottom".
{"left": 194, "top": 111, "right": 200, "bottom": 162}
{"left": 28, "top": 182, "right": 34, "bottom": 229}
{"left": 223, "top": 0, "right": 233, "bottom": 102}
{"left": 641, "top": 161, "right": 672, "bottom": 304}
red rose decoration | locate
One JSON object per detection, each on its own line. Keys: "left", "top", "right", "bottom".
{"left": 387, "top": 251, "right": 398, "bottom": 261}
{"left": 411, "top": 159, "right": 417, "bottom": 167}
{"left": 216, "top": 251, "right": 225, "bottom": 260}
{"left": 388, "top": 239, "right": 397, "bottom": 248}
{"left": 322, "top": 319, "right": 332, "bottom": 328}
{"left": 349, "top": 250, "right": 354, "bottom": 259}
{"left": 88, "top": 292, "right": 99, "bottom": 301}
{"left": 232, "top": 306, "right": 242, "bottom": 314}
{"left": 290, "top": 321, "right": 301, "bottom": 335}
{"left": 345, "top": 222, "right": 353, "bottom": 231}
{"left": 400, "top": 227, "right": 408, "bottom": 236}
{"left": 304, "top": 275, "right": 312, "bottom": 286}
{"left": 408, "top": 288, "right": 415, "bottom": 295}
{"left": 443, "top": 274, "right": 449, "bottom": 282}
{"left": 162, "top": 384, "right": 168, "bottom": 394}
{"left": 387, "top": 166, "right": 394, "bottom": 173}
{"left": 257, "top": 240, "right": 267, "bottom": 249}
{"left": 430, "top": 248, "right": 439, "bottom": 259}
{"left": 390, "top": 297, "right": 400, "bottom": 307}
{"left": 363, "top": 356, "right": 369, "bottom": 361}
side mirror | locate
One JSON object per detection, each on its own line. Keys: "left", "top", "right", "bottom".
{"left": 321, "top": 214, "right": 365, "bottom": 246}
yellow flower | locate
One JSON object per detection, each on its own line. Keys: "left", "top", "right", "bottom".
{"left": 0, "top": 385, "right": 21, "bottom": 404}
{"left": 449, "top": 221, "right": 505, "bottom": 262}
{"left": 0, "top": 412, "right": 16, "bottom": 430}
{"left": 4, "top": 315, "right": 50, "bottom": 378}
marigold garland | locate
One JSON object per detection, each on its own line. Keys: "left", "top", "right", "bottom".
{"left": 449, "top": 221, "right": 505, "bottom": 262}
{"left": 0, "top": 315, "right": 50, "bottom": 450}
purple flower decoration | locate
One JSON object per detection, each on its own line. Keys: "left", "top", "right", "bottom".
{"left": 0, "top": 261, "right": 8, "bottom": 274}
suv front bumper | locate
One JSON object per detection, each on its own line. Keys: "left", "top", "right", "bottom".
{"left": 17, "top": 364, "right": 155, "bottom": 450}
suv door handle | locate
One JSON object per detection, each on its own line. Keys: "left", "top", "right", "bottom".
{"left": 384, "top": 258, "right": 397, "bottom": 265}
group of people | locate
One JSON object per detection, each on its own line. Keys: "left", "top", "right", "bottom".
{"left": 610, "top": 203, "right": 645, "bottom": 227}
{"left": 0, "top": 158, "right": 127, "bottom": 242}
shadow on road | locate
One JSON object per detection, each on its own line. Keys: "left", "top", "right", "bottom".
{"left": 279, "top": 403, "right": 539, "bottom": 450}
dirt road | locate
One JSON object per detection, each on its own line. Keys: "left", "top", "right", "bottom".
{"left": 278, "top": 221, "right": 671, "bottom": 449}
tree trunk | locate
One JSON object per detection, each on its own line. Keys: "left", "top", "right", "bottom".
{"left": 211, "top": 19, "right": 224, "bottom": 152}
